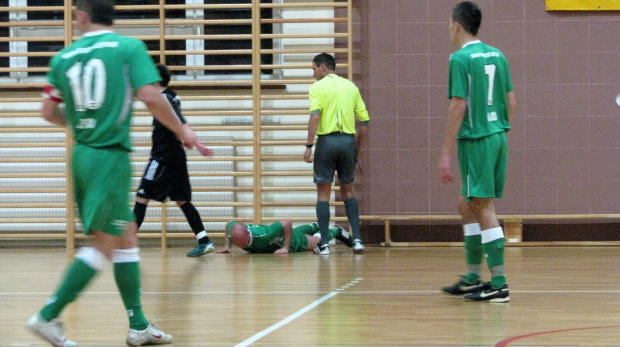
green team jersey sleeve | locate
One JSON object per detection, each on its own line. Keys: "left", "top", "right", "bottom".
{"left": 125, "top": 37, "right": 160, "bottom": 89}
{"left": 448, "top": 56, "right": 469, "bottom": 100}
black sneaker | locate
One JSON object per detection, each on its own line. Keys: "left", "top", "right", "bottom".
{"left": 334, "top": 225, "right": 354, "bottom": 247}
{"left": 442, "top": 277, "right": 488, "bottom": 296}
{"left": 464, "top": 283, "right": 510, "bottom": 303}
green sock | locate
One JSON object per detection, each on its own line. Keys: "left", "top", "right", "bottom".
{"left": 293, "top": 223, "right": 318, "bottom": 236}
{"left": 464, "top": 234, "right": 483, "bottom": 283}
{"left": 327, "top": 227, "right": 340, "bottom": 240}
{"left": 114, "top": 262, "right": 148, "bottom": 330}
{"left": 483, "top": 237, "right": 507, "bottom": 288}
{"left": 40, "top": 259, "right": 98, "bottom": 321}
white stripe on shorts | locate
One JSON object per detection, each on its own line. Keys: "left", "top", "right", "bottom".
{"left": 145, "top": 160, "right": 159, "bottom": 180}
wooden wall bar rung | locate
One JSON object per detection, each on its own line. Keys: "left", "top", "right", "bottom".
{"left": 0, "top": 37, "right": 65, "bottom": 42}
{"left": 261, "top": 2, "right": 349, "bottom": 8}
{"left": 0, "top": 6, "right": 63, "bottom": 11}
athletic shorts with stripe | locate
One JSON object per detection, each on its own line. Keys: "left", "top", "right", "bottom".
{"left": 136, "top": 158, "right": 192, "bottom": 202}
{"left": 458, "top": 131, "right": 507, "bottom": 202}
{"left": 72, "top": 144, "right": 134, "bottom": 236}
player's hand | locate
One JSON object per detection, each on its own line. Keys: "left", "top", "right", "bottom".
{"left": 303, "top": 147, "right": 313, "bottom": 163}
{"left": 196, "top": 142, "right": 214, "bottom": 157}
{"left": 178, "top": 124, "right": 200, "bottom": 150}
{"left": 215, "top": 248, "right": 231, "bottom": 254}
{"left": 438, "top": 153, "right": 454, "bottom": 183}
{"left": 274, "top": 248, "right": 289, "bottom": 254}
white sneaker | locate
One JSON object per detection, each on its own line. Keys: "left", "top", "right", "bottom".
{"left": 353, "top": 239, "right": 364, "bottom": 254}
{"left": 26, "top": 314, "right": 78, "bottom": 347}
{"left": 126, "top": 322, "right": 173, "bottom": 346}
{"left": 313, "top": 244, "right": 330, "bottom": 255}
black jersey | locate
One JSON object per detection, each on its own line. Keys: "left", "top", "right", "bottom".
{"left": 150, "top": 88, "right": 187, "bottom": 163}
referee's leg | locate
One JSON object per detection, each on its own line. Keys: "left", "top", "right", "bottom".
{"left": 316, "top": 182, "right": 332, "bottom": 248}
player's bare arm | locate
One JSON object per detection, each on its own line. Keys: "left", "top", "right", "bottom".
{"left": 439, "top": 97, "right": 467, "bottom": 183}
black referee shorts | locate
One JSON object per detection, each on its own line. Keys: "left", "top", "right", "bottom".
{"left": 313, "top": 133, "right": 356, "bottom": 184}
{"left": 136, "top": 159, "right": 192, "bottom": 202}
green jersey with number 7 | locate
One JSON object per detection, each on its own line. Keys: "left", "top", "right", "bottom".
{"left": 46, "top": 30, "right": 160, "bottom": 151}
{"left": 448, "top": 40, "right": 513, "bottom": 140}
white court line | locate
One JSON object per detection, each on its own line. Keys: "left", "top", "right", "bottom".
{"left": 3, "top": 289, "right": 620, "bottom": 296}
{"left": 233, "top": 291, "right": 339, "bottom": 347}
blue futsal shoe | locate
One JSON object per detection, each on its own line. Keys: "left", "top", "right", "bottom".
{"left": 187, "top": 242, "right": 214, "bottom": 257}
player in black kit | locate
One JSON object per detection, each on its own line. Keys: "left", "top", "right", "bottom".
{"left": 133, "top": 63, "right": 216, "bottom": 257}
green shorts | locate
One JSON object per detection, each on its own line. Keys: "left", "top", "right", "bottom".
{"left": 73, "top": 144, "right": 134, "bottom": 236}
{"left": 458, "top": 131, "right": 508, "bottom": 202}
{"left": 289, "top": 231, "right": 309, "bottom": 252}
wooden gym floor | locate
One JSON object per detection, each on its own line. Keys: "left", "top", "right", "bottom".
{"left": 2, "top": 245, "right": 620, "bottom": 346}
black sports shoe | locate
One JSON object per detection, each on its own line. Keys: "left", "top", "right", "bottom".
{"left": 442, "top": 277, "right": 488, "bottom": 296}
{"left": 334, "top": 225, "right": 354, "bottom": 247}
{"left": 464, "top": 283, "right": 510, "bottom": 303}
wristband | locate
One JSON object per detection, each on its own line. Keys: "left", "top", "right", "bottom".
{"left": 305, "top": 143, "right": 313, "bottom": 148}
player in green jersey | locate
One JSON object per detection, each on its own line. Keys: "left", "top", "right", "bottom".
{"left": 26, "top": 1, "right": 209, "bottom": 346}
{"left": 438, "top": 1, "right": 517, "bottom": 303}
{"left": 216, "top": 220, "right": 354, "bottom": 254}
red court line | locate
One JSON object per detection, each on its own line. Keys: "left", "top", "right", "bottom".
{"left": 496, "top": 325, "right": 620, "bottom": 347}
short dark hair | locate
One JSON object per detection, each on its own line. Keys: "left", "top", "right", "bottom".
{"left": 76, "top": 0, "right": 115, "bottom": 26}
{"left": 156, "top": 63, "right": 171, "bottom": 87}
{"left": 452, "top": 1, "right": 482, "bottom": 36}
{"left": 312, "top": 53, "right": 336, "bottom": 71}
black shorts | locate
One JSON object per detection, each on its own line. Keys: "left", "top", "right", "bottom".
{"left": 136, "top": 159, "right": 192, "bottom": 202}
{"left": 313, "top": 133, "right": 356, "bottom": 184}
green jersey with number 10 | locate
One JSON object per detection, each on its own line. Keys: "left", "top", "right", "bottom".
{"left": 47, "top": 30, "right": 160, "bottom": 151}
{"left": 448, "top": 40, "right": 513, "bottom": 140}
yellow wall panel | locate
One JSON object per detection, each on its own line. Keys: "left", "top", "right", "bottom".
{"left": 546, "top": 0, "right": 620, "bottom": 10}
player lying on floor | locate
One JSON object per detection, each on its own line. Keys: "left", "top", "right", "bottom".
{"left": 215, "top": 220, "right": 354, "bottom": 254}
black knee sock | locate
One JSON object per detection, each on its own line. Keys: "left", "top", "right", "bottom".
{"left": 133, "top": 202, "right": 147, "bottom": 229}
{"left": 316, "top": 201, "right": 330, "bottom": 247}
{"left": 180, "top": 202, "right": 210, "bottom": 244}
{"left": 344, "top": 198, "right": 361, "bottom": 241}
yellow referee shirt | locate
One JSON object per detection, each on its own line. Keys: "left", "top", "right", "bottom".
{"left": 309, "top": 74, "right": 369, "bottom": 135}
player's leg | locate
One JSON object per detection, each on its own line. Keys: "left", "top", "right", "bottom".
{"left": 441, "top": 194, "right": 486, "bottom": 296}
{"left": 134, "top": 158, "right": 168, "bottom": 229}
{"left": 327, "top": 224, "right": 354, "bottom": 247}
{"left": 293, "top": 222, "right": 319, "bottom": 235}
{"left": 315, "top": 183, "right": 332, "bottom": 254}
{"left": 178, "top": 201, "right": 214, "bottom": 257}
{"left": 337, "top": 134, "right": 363, "bottom": 253}
{"left": 313, "top": 134, "right": 336, "bottom": 255}
{"left": 339, "top": 183, "right": 362, "bottom": 252}
{"left": 26, "top": 146, "right": 117, "bottom": 346}
{"left": 305, "top": 234, "right": 320, "bottom": 251}
{"left": 462, "top": 133, "right": 509, "bottom": 303}
{"left": 133, "top": 196, "right": 149, "bottom": 228}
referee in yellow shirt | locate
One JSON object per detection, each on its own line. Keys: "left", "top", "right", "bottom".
{"left": 303, "top": 53, "right": 370, "bottom": 255}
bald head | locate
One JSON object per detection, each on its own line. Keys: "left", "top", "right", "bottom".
{"left": 230, "top": 222, "right": 251, "bottom": 249}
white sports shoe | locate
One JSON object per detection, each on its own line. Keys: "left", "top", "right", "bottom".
{"left": 353, "top": 239, "right": 365, "bottom": 254}
{"left": 26, "top": 314, "right": 78, "bottom": 347}
{"left": 126, "top": 322, "right": 173, "bottom": 346}
{"left": 313, "top": 244, "right": 330, "bottom": 255}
